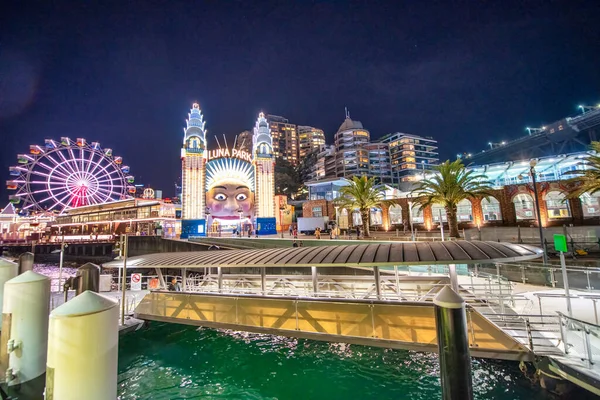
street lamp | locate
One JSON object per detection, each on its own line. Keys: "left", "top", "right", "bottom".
{"left": 51, "top": 239, "right": 68, "bottom": 291}
{"left": 279, "top": 204, "right": 286, "bottom": 238}
{"left": 237, "top": 207, "right": 243, "bottom": 237}
{"left": 529, "top": 159, "right": 549, "bottom": 264}
{"left": 205, "top": 207, "right": 211, "bottom": 237}
{"left": 488, "top": 142, "right": 493, "bottom": 149}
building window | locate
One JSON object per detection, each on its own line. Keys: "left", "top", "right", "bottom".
{"left": 431, "top": 204, "right": 447, "bottom": 222}
{"left": 411, "top": 205, "right": 424, "bottom": 223}
{"left": 370, "top": 208, "right": 383, "bottom": 226}
{"left": 513, "top": 194, "right": 534, "bottom": 220}
{"left": 481, "top": 197, "right": 502, "bottom": 222}
{"left": 312, "top": 207, "right": 323, "bottom": 217}
{"left": 545, "top": 191, "right": 570, "bottom": 219}
{"left": 457, "top": 199, "right": 473, "bottom": 221}
{"left": 580, "top": 193, "right": 600, "bottom": 218}
{"left": 389, "top": 204, "right": 403, "bottom": 225}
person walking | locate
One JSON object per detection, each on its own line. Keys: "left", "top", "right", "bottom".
{"left": 315, "top": 227, "right": 321, "bottom": 239}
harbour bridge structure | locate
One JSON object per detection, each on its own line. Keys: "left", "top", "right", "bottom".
{"left": 463, "top": 104, "right": 600, "bottom": 166}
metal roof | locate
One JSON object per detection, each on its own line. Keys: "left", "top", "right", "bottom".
{"left": 103, "top": 241, "right": 542, "bottom": 269}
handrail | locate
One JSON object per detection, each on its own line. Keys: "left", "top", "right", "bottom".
{"left": 557, "top": 311, "right": 600, "bottom": 330}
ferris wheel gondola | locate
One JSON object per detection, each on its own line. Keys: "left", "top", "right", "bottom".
{"left": 6, "top": 137, "right": 135, "bottom": 214}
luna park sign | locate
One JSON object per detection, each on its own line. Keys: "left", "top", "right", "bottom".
{"left": 207, "top": 148, "right": 253, "bottom": 163}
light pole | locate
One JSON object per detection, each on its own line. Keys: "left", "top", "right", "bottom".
{"left": 51, "top": 239, "right": 68, "bottom": 292}
{"left": 237, "top": 207, "right": 243, "bottom": 237}
{"left": 120, "top": 233, "right": 128, "bottom": 325}
{"left": 279, "top": 204, "right": 286, "bottom": 238}
{"left": 205, "top": 207, "right": 211, "bottom": 237}
{"left": 529, "top": 160, "right": 548, "bottom": 264}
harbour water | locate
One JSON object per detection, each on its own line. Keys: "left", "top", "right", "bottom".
{"left": 117, "top": 322, "right": 556, "bottom": 400}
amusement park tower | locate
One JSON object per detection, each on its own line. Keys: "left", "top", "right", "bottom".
{"left": 181, "top": 103, "right": 207, "bottom": 222}
{"left": 253, "top": 113, "right": 276, "bottom": 220}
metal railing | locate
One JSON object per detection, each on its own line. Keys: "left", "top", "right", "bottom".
{"left": 558, "top": 312, "right": 600, "bottom": 368}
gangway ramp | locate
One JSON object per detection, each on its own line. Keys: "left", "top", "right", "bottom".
{"left": 134, "top": 291, "right": 532, "bottom": 361}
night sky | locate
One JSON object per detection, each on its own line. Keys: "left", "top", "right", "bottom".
{"left": 1, "top": 1, "right": 599, "bottom": 201}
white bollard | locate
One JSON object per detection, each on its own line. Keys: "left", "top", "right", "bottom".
{"left": 0, "top": 258, "right": 18, "bottom": 327}
{"left": 46, "top": 290, "right": 119, "bottom": 400}
{"left": 2, "top": 271, "right": 50, "bottom": 386}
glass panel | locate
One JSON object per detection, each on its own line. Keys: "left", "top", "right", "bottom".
{"left": 431, "top": 204, "right": 447, "bottom": 222}
{"left": 545, "top": 191, "right": 570, "bottom": 219}
{"left": 513, "top": 193, "right": 534, "bottom": 220}
{"left": 581, "top": 193, "right": 600, "bottom": 218}
{"left": 457, "top": 199, "right": 472, "bottom": 221}
{"left": 389, "top": 205, "right": 403, "bottom": 225}
{"left": 411, "top": 206, "right": 424, "bottom": 223}
{"left": 481, "top": 197, "right": 502, "bottom": 222}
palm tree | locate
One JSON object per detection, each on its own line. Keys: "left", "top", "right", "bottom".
{"left": 337, "top": 176, "right": 390, "bottom": 238}
{"left": 564, "top": 141, "right": 600, "bottom": 199}
{"left": 411, "top": 159, "right": 494, "bottom": 238}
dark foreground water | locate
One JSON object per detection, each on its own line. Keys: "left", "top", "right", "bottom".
{"left": 118, "top": 322, "right": 554, "bottom": 400}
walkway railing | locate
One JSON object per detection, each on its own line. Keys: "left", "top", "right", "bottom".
{"left": 558, "top": 312, "right": 600, "bottom": 368}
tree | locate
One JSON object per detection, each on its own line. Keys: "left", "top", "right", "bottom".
{"left": 565, "top": 141, "right": 600, "bottom": 199}
{"left": 411, "top": 159, "right": 494, "bottom": 238}
{"left": 337, "top": 176, "right": 390, "bottom": 238}
{"left": 274, "top": 159, "right": 301, "bottom": 198}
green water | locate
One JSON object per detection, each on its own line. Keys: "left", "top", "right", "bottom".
{"left": 117, "top": 323, "right": 555, "bottom": 400}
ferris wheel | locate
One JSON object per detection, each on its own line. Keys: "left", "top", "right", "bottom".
{"left": 6, "top": 137, "right": 135, "bottom": 214}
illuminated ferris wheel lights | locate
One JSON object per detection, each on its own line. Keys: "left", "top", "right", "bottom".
{"left": 9, "top": 137, "right": 134, "bottom": 214}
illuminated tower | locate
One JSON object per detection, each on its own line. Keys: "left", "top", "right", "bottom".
{"left": 181, "top": 103, "right": 207, "bottom": 238}
{"left": 253, "top": 112, "right": 277, "bottom": 234}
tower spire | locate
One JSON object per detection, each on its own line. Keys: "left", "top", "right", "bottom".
{"left": 345, "top": 107, "right": 350, "bottom": 119}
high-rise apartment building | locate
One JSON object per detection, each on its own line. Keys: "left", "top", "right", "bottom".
{"left": 366, "top": 142, "right": 393, "bottom": 184}
{"left": 297, "top": 126, "right": 326, "bottom": 158}
{"left": 235, "top": 130, "right": 253, "bottom": 154}
{"left": 334, "top": 113, "right": 370, "bottom": 178}
{"left": 266, "top": 114, "right": 298, "bottom": 165}
{"left": 380, "top": 132, "right": 438, "bottom": 183}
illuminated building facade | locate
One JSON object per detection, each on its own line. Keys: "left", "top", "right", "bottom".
{"left": 298, "top": 126, "right": 326, "bottom": 158}
{"left": 253, "top": 113, "right": 276, "bottom": 223}
{"left": 334, "top": 112, "right": 371, "bottom": 178}
{"left": 267, "top": 114, "right": 298, "bottom": 165}
{"left": 380, "top": 132, "right": 438, "bottom": 184}
{"left": 180, "top": 105, "right": 276, "bottom": 238}
{"left": 181, "top": 103, "right": 207, "bottom": 222}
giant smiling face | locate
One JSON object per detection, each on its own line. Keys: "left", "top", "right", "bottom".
{"left": 206, "top": 178, "right": 254, "bottom": 219}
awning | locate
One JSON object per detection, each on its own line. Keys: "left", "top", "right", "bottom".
{"left": 103, "top": 241, "right": 542, "bottom": 269}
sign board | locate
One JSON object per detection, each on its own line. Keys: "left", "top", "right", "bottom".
{"left": 553, "top": 234, "right": 568, "bottom": 253}
{"left": 131, "top": 273, "right": 142, "bottom": 291}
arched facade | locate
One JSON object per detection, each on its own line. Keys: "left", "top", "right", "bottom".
{"left": 388, "top": 204, "right": 403, "bottom": 225}
{"left": 513, "top": 193, "right": 535, "bottom": 221}
{"left": 545, "top": 190, "right": 571, "bottom": 219}
{"left": 481, "top": 197, "right": 502, "bottom": 222}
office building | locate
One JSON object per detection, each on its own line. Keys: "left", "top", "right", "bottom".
{"left": 366, "top": 142, "right": 393, "bottom": 184}
{"left": 298, "top": 126, "right": 326, "bottom": 158}
{"left": 380, "top": 132, "right": 438, "bottom": 183}
{"left": 334, "top": 112, "right": 370, "bottom": 178}
{"left": 267, "top": 114, "right": 298, "bottom": 165}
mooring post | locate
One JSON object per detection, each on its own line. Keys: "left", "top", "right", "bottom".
{"left": 311, "top": 266, "right": 318, "bottom": 296}
{"left": 434, "top": 285, "right": 473, "bottom": 400}
{"left": 18, "top": 252, "right": 34, "bottom": 274}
